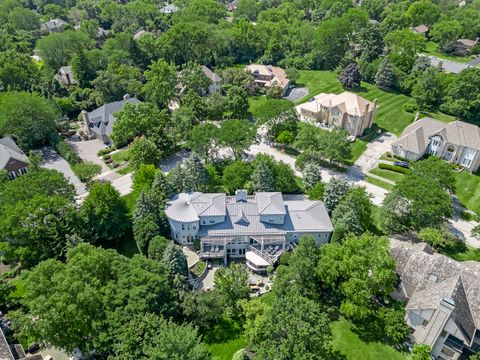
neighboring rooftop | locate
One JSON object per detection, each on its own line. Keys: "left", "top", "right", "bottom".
{"left": 201, "top": 65, "right": 222, "bottom": 83}
{"left": 86, "top": 95, "right": 141, "bottom": 137}
{"left": 160, "top": 3, "right": 179, "bottom": 13}
{"left": 393, "top": 117, "right": 480, "bottom": 154}
{"left": 42, "top": 18, "right": 68, "bottom": 31}
{"left": 411, "top": 24, "right": 429, "bottom": 34}
{"left": 456, "top": 39, "right": 478, "bottom": 47}
{"left": 391, "top": 240, "right": 480, "bottom": 342}
{"left": 245, "top": 64, "right": 289, "bottom": 89}
{"left": 0, "top": 137, "right": 28, "bottom": 170}
{"left": 298, "top": 91, "right": 376, "bottom": 117}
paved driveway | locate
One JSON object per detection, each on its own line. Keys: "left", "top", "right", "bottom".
{"left": 68, "top": 136, "right": 110, "bottom": 172}
{"left": 283, "top": 87, "right": 309, "bottom": 102}
{"left": 426, "top": 55, "right": 470, "bottom": 74}
{"left": 41, "top": 147, "right": 87, "bottom": 196}
{"left": 352, "top": 132, "right": 398, "bottom": 173}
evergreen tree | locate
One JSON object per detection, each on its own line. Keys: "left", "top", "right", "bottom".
{"left": 302, "top": 162, "right": 322, "bottom": 189}
{"left": 375, "top": 57, "right": 394, "bottom": 89}
{"left": 251, "top": 160, "right": 275, "bottom": 192}
{"left": 322, "top": 178, "right": 350, "bottom": 214}
{"left": 152, "top": 171, "right": 174, "bottom": 199}
{"left": 162, "top": 242, "right": 188, "bottom": 279}
{"left": 339, "top": 62, "right": 362, "bottom": 89}
{"left": 182, "top": 153, "right": 208, "bottom": 192}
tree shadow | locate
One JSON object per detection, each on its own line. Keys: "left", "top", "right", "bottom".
{"left": 203, "top": 318, "right": 243, "bottom": 345}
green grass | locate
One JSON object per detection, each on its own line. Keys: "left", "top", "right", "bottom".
{"left": 350, "top": 139, "right": 368, "bottom": 164}
{"left": 207, "top": 335, "right": 246, "bottom": 360}
{"left": 454, "top": 171, "right": 480, "bottom": 214}
{"left": 296, "top": 70, "right": 454, "bottom": 136}
{"left": 248, "top": 96, "right": 294, "bottom": 123}
{"left": 190, "top": 261, "right": 206, "bottom": 277}
{"left": 370, "top": 168, "right": 406, "bottom": 183}
{"left": 365, "top": 176, "right": 395, "bottom": 191}
{"left": 332, "top": 318, "right": 408, "bottom": 360}
{"left": 9, "top": 278, "right": 26, "bottom": 299}
{"left": 111, "top": 149, "right": 129, "bottom": 163}
{"left": 122, "top": 191, "right": 139, "bottom": 214}
{"left": 116, "top": 165, "right": 132, "bottom": 175}
{"left": 445, "top": 245, "right": 480, "bottom": 262}
{"left": 423, "top": 41, "right": 472, "bottom": 63}
{"left": 259, "top": 291, "right": 275, "bottom": 306}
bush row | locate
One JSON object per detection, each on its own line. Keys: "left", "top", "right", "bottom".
{"left": 379, "top": 162, "right": 410, "bottom": 174}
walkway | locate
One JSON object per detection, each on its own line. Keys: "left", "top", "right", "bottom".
{"left": 182, "top": 246, "right": 200, "bottom": 268}
{"left": 197, "top": 264, "right": 219, "bottom": 291}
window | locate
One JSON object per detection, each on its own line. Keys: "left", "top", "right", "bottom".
{"left": 193, "top": 226, "right": 196, "bottom": 230}
{"left": 202, "top": 220, "right": 206, "bottom": 225}
{"left": 209, "top": 220, "right": 215, "bottom": 224}
{"left": 231, "top": 249, "right": 237, "bottom": 255}
{"left": 422, "top": 319, "right": 429, "bottom": 327}
{"left": 181, "top": 224, "right": 185, "bottom": 230}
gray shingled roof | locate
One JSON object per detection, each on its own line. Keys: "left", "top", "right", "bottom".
{"left": 87, "top": 97, "right": 141, "bottom": 138}
{"left": 256, "top": 192, "right": 286, "bottom": 215}
{"left": 0, "top": 137, "right": 28, "bottom": 170}
{"left": 392, "top": 117, "right": 480, "bottom": 155}
{"left": 201, "top": 65, "right": 222, "bottom": 82}
{"left": 166, "top": 192, "right": 226, "bottom": 222}
{"left": 391, "top": 241, "right": 480, "bottom": 343}
{"left": 166, "top": 192, "right": 333, "bottom": 236}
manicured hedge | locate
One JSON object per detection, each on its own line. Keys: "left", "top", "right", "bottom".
{"left": 379, "top": 163, "right": 410, "bottom": 174}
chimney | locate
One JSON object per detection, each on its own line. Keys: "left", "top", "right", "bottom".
{"left": 364, "top": 102, "right": 370, "bottom": 116}
{"left": 123, "top": 93, "right": 130, "bottom": 101}
{"left": 81, "top": 110, "right": 91, "bottom": 135}
{"left": 414, "top": 112, "right": 420, "bottom": 122}
{"left": 65, "top": 72, "right": 71, "bottom": 85}
{"left": 235, "top": 189, "right": 247, "bottom": 203}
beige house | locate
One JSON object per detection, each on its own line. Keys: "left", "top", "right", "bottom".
{"left": 391, "top": 240, "right": 480, "bottom": 360}
{"left": 391, "top": 117, "right": 480, "bottom": 172}
{"left": 295, "top": 92, "right": 377, "bottom": 137}
{"left": 245, "top": 64, "right": 289, "bottom": 94}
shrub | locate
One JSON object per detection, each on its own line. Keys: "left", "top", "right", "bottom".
{"left": 264, "top": 284, "right": 270, "bottom": 291}
{"left": 190, "top": 261, "right": 207, "bottom": 278}
{"left": 279, "top": 251, "right": 291, "bottom": 266}
{"left": 112, "top": 162, "right": 119, "bottom": 168}
{"left": 402, "top": 101, "right": 419, "bottom": 113}
{"left": 393, "top": 154, "right": 409, "bottom": 162}
{"left": 378, "top": 163, "right": 410, "bottom": 174}
{"left": 56, "top": 141, "right": 80, "bottom": 165}
{"left": 193, "top": 239, "right": 201, "bottom": 252}
{"left": 267, "top": 265, "right": 274, "bottom": 274}
{"left": 104, "top": 158, "right": 113, "bottom": 164}
{"left": 460, "top": 211, "right": 475, "bottom": 221}
{"left": 97, "top": 146, "right": 116, "bottom": 156}
{"left": 102, "top": 154, "right": 111, "bottom": 160}
{"left": 72, "top": 162, "right": 101, "bottom": 182}
{"left": 232, "top": 349, "right": 248, "bottom": 360}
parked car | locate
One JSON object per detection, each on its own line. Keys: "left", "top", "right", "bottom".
{"left": 394, "top": 161, "right": 410, "bottom": 169}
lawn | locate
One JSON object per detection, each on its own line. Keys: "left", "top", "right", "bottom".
{"left": 207, "top": 335, "right": 246, "bottom": 360}
{"left": 423, "top": 41, "right": 472, "bottom": 63}
{"left": 350, "top": 139, "right": 368, "bottom": 164}
{"left": 111, "top": 149, "right": 129, "bottom": 163}
{"left": 445, "top": 245, "right": 480, "bottom": 262}
{"left": 205, "top": 320, "right": 246, "bottom": 360}
{"left": 454, "top": 171, "right": 480, "bottom": 214}
{"left": 296, "top": 70, "right": 454, "bottom": 136}
{"left": 9, "top": 278, "right": 26, "bottom": 299}
{"left": 365, "top": 175, "right": 395, "bottom": 191}
{"left": 370, "top": 168, "right": 406, "bottom": 183}
{"left": 332, "top": 318, "right": 408, "bottom": 360}
{"left": 248, "top": 96, "right": 294, "bottom": 124}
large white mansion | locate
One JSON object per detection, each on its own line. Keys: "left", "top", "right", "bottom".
{"left": 165, "top": 190, "right": 333, "bottom": 272}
